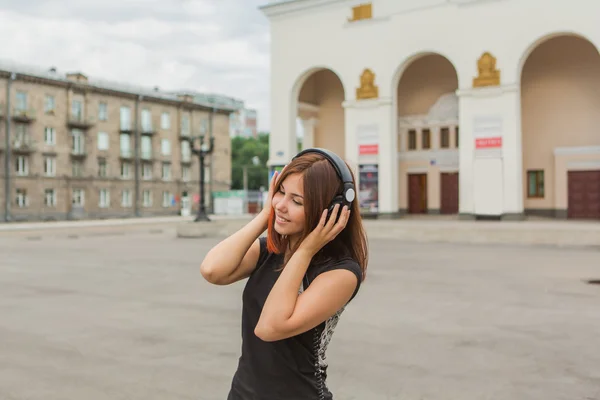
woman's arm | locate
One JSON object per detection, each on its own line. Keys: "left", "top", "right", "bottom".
{"left": 200, "top": 210, "right": 268, "bottom": 285}
{"left": 255, "top": 204, "right": 357, "bottom": 341}
{"left": 254, "top": 247, "right": 357, "bottom": 342}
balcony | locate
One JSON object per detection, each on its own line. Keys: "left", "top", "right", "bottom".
{"left": 120, "top": 149, "right": 134, "bottom": 160}
{"left": 179, "top": 129, "right": 191, "bottom": 140}
{"left": 181, "top": 154, "right": 192, "bottom": 164}
{"left": 141, "top": 125, "right": 156, "bottom": 136}
{"left": 141, "top": 151, "right": 153, "bottom": 161}
{"left": 68, "top": 115, "right": 96, "bottom": 130}
{"left": 12, "top": 137, "right": 36, "bottom": 153}
{"left": 119, "top": 124, "right": 133, "bottom": 133}
{"left": 12, "top": 108, "right": 36, "bottom": 123}
{"left": 70, "top": 149, "right": 87, "bottom": 159}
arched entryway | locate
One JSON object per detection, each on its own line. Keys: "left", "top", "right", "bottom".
{"left": 293, "top": 68, "right": 346, "bottom": 159}
{"left": 394, "top": 54, "right": 460, "bottom": 215}
{"left": 521, "top": 34, "right": 600, "bottom": 220}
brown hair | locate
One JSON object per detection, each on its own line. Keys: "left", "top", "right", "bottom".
{"left": 266, "top": 152, "right": 369, "bottom": 281}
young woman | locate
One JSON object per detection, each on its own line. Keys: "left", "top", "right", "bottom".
{"left": 200, "top": 148, "right": 369, "bottom": 400}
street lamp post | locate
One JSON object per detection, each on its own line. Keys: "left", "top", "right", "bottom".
{"left": 190, "top": 133, "right": 215, "bottom": 222}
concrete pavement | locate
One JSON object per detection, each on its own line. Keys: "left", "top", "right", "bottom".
{"left": 1, "top": 214, "right": 599, "bottom": 248}
{"left": 1, "top": 232, "right": 599, "bottom": 400}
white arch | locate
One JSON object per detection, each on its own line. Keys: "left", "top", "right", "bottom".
{"left": 391, "top": 50, "right": 461, "bottom": 93}
{"left": 290, "top": 66, "right": 347, "bottom": 104}
{"left": 517, "top": 31, "right": 600, "bottom": 84}
{"left": 288, "top": 66, "right": 347, "bottom": 155}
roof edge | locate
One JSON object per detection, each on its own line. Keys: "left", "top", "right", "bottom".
{"left": 259, "top": 0, "right": 346, "bottom": 19}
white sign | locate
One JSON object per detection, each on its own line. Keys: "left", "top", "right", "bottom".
{"left": 473, "top": 116, "right": 503, "bottom": 150}
{"left": 357, "top": 124, "right": 379, "bottom": 155}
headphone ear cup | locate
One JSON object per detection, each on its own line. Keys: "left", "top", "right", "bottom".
{"left": 326, "top": 196, "right": 345, "bottom": 223}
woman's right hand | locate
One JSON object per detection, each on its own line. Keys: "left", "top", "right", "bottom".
{"left": 262, "top": 167, "right": 284, "bottom": 216}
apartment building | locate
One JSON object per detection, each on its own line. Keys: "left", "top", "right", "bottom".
{"left": 0, "top": 65, "right": 234, "bottom": 222}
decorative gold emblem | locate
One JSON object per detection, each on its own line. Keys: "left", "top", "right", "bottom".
{"left": 473, "top": 52, "right": 500, "bottom": 88}
{"left": 356, "top": 69, "right": 379, "bottom": 100}
{"left": 349, "top": 3, "right": 372, "bottom": 22}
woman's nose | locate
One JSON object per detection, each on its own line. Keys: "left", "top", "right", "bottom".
{"left": 275, "top": 197, "right": 287, "bottom": 211}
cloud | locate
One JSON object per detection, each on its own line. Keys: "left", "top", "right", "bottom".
{"left": 0, "top": 0, "right": 271, "bottom": 131}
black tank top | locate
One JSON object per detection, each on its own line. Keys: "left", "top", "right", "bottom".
{"left": 227, "top": 237, "right": 362, "bottom": 400}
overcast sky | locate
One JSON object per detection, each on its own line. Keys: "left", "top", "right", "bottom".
{"left": 0, "top": 0, "right": 272, "bottom": 131}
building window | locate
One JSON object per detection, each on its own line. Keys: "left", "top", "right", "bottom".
{"left": 143, "top": 190, "right": 152, "bottom": 207}
{"left": 16, "top": 189, "right": 28, "bottom": 208}
{"left": 72, "top": 189, "right": 85, "bottom": 206}
{"left": 72, "top": 129, "right": 85, "bottom": 154}
{"left": 44, "top": 157, "right": 56, "bottom": 177}
{"left": 182, "top": 166, "right": 191, "bottom": 182}
{"left": 162, "top": 191, "right": 173, "bottom": 208}
{"left": 98, "top": 132, "right": 109, "bottom": 150}
{"left": 120, "top": 106, "right": 131, "bottom": 131}
{"left": 161, "top": 112, "right": 170, "bottom": 130}
{"left": 161, "top": 139, "right": 171, "bottom": 156}
{"left": 162, "top": 163, "right": 171, "bottom": 181}
{"left": 121, "top": 162, "right": 131, "bottom": 179}
{"left": 455, "top": 127, "right": 459, "bottom": 147}
{"left": 122, "top": 190, "right": 132, "bottom": 207}
{"left": 408, "top": 130, "right": 417, "bottom": 150}
{"left": 98, "top": 158, "right": 108, "bottom": 177}
{"left": 14, "top": 124, "right": 30, "bottom": 145}
{"left": 44, "top": 127, "right": 56, "bottom": 145}
{"left": 72, "top": 161, "right": 83, "bottom": 177}
{"left": 45, "top": 95, "right": 55, "bottom": 114}
{"left": 15, "top": 91, "right": 27, "bottom": 111}
{"left": 142, "top": 163, "right": 152, "bottom": 180}
{"left": 421, "top": 129, "right": 431, "bottom": 150}
{"left": 44, "top": 189, "right": 56, "bottom": 207}
{"left": 99, "top": 102, "right": 108, "bottom": 121}
{"left": 15, "top": 156, "right": 28, "bottom": 176}
{"left": 120, "top": 133, "right": 131, "bottom": 157}
{"left": 99, "top": 189, "right": 110, "bottom": 208}
{"left": 527, "top": 170, "right": 544, "bottom": 198}
{"left": 141, "top": 136, "right": 152, "bottom": 159}
{"left": 440, "top": 127, "right": 450, "bottom": 149}
{"left": 141, "top": 109, "right": 152, "bottom": 132}
{"left": 181, "top": 114, "right": 190, "bottom": 136}
{"left": 72, "top": 99, "right": 84, "bottom": 121}
{"left": 181, "top": 140, "right": 192, "bottom": 162}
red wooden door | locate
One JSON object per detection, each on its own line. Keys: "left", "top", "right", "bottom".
{"left": 441, "top": 172, "right": 459, "bottom": 214}
{"left": 568, "top": 170, "right": 600, "bottom": 219}
{"left": 408, "top": 174, "right": 427, "bottom": 214}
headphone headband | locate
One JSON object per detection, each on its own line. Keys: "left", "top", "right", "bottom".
{"left": 292, "top": 147, "right": 356, "bottom": 205}
{"left": 293, "top": 148, "right": 353, "bottom": 184}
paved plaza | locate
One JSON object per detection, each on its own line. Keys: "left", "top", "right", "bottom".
{"left": 1, "top": 228, "right": 599, "bottom": 400}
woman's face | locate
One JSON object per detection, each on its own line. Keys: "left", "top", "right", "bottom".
{"left": 272, "top": 172, "right": 305, "bottom": 238}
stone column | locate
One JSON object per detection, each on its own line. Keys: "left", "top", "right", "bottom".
{"left": 343, "top": 98, "right": 398, "bottom": 217}
{"left": 301, "top": 118, "right": 317, "bottom": 150}
{"left": 268, "top": 74, "right": 297, "bottom": 169}
{"left": 456, "top": 85, "right": 524, "bottom": 219}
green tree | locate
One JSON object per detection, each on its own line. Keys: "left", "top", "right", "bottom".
{"left": 231, "top": 133, "right": 269, "bottom": 190}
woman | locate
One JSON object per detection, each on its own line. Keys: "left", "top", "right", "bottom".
{"left": 200, "top": 148, "right": 369, "bottom": 400}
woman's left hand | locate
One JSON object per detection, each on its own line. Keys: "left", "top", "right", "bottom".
{"left": 299, "top": 204, "right": 351, "bottom": 257}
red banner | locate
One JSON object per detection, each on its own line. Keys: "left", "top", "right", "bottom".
{"left": 475, "top": 137, "right": 502, "bottom": 149}
{"left": 359, "top": 144, "right": 379, "bottom": 155}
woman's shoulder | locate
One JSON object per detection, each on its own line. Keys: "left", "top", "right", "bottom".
{"left": 308, "top": 255, "right": 363, "bottom": 301}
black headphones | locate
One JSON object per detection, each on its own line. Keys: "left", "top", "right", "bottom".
{"left": 292, "top": 147, "right": 356, "bottom": 221}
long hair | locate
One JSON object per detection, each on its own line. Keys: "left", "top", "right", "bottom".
{"left": 266, "top": 152, "right": 369, "bottom": 281}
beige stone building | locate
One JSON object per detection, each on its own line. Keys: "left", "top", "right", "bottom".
{"left": 0, "top": 65, "right": 234, "bottom": 222}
